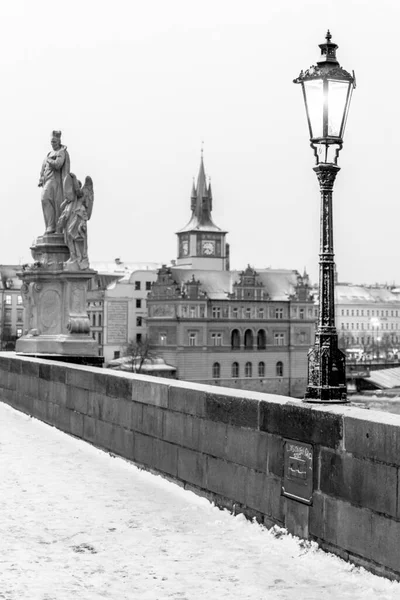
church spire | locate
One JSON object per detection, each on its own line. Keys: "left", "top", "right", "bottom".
{"left": 180, "top": 153, "right": 220, "bottom": 232}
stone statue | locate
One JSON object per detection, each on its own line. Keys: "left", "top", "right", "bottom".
{"left": 58, "top": 173, "right": 94, "bottom": 270}
{"left": 38, "top": 131, "right": 70, "bottom": 234}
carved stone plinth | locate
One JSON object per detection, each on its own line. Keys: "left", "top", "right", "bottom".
{"left": 16, "top": 234, "right": 98, "bottom": 357}
{"left": 304, "top": 332, "right": 347, "bottom": 402}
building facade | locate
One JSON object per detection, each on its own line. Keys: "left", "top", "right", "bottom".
{"left": 0, "top": 266, "right": 24, "bottom": 350}
{"left": 335, "top": 284, "right": 400, "bottom": 359}
{"left": 87, "top": 261, "right": 160, "bottom": 363}
{"left": 146, "top": 157, "right": 315, "bottom": 397}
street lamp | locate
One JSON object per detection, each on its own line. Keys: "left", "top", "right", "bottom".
{"left": 294, "top": 31, "right": 356, "bottom": 402}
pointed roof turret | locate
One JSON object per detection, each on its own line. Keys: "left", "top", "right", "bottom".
{"left": 177, "top": 153, "right": 226, "bottom": 234}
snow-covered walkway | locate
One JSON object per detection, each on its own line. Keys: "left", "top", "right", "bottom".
{"left": 1, "top": 402, "right": 399, "bottom": 600}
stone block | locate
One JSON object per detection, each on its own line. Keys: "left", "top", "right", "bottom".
{"left": 320, "top": 448, "right": 397, "bottom": 517}
{"left": 177, "top": 447, "right": 206, "bottom": 488}
{"left": 131, "top": 401, "right": 143, "bottom": 430}
{"left": 106, "top": 374, "right": 133, "bottom": 399}
{"left": 20, "top": 360, "right": 40, "bottom": 378}
{"left": 199, "top": 419, "right": 228, "bottom": 459}
{"left": 39, "top": 378, "right": 51, "bottom": 403}
{"left": 163, "top": 411, "right": 201, "bottom": 451}
{"left": 66, "top": 369, "right": 95, "bottom": 391}
{"left": 266, "top": 433, "right": 284, "bottom": 478}
{"left": 284, "top": 497, "right": 309, "bottom": 539}
{"left": 50, "top": 363, "right": 67, "bottom": 384}
{"left": 139, "top": 404, "right": 165, "bottom": 438}
{"left": 205, "top": 393, "right": 259, "bottom": 429}
{"left": 87, "top": 392, "right": 105, "bottom": 419}
{"left": 132, "top": 380, "right": 169, "bottom": 408}
{"left": 95, "top": 418, "right": 114, "bottom": 451}
{"left": 32, "top": 398, "right": 48, "bottom": 421}
{"left": 206, "top": 456, "right": 248, "bottom": 505}
{"left": 168, "top": 386, "right": 206, "bottom": 417}
{"left": 8, "top": 373, "right": 18, "bottom": 391}
{"left": 153, "top": 438, "right": 178, "bottom": 477}
{"left": 0, "top": 355, "right": 11, "bottom": 373}
{"left": 53, "top": 404, "right": 72, "bottom": 432}
{"left": 66, "top": 386, "right": 89, "bottom": 415}
{"left": 83, "top": 415, "right": 96, "bottom": 443}
{"left": 344, "top": 414, "right": 400, "bottom": 465}
{"left": 9, "top": 359, "right": 21, "bottom": 374}
{"left": 39, "top": 362, "right": 52, "bottom": 381}
{"left": 134, "top": 432, "right": 155, "bottom": 467}
{"left": 70, "top": 411, "right": 84, "bottom": 438}
{"left": 260, "top": 401, "right": 343, "bottom": 449}
{"left": 113, "top": 398, "right": 133, "bottom": 429}
{"left": 53, "top": 382, "right": 67, "bottom": 407}
{"left": 225, "top": 427, "right": 268, "bottom": 471}
{"left": 110, "top": 425, "right": 134, "bottom": 460}
{"left": 93, "top": 371, "right": 108, "bottom": 394}
{"left": 17, "top": 375, "right": 39, "bottom": 398}
{"left": 310, "top": 493, "right": 400, "bottom": 574}
{"left": 245, "top": 470, "right": 283, "bottom": 522}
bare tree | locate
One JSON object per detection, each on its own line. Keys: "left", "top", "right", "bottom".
{"left": 123, "top": 337, "right": 155, "bottom": 373}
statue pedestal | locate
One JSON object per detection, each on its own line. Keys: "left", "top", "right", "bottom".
{"left": 16, "top": 234, "right": 99, "bottom": 358}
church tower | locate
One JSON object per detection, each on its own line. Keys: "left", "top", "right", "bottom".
{"left": 176, "top": 155, "right": 228, "bottom": 270}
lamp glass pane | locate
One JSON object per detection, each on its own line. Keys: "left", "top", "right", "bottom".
{"left": 303, "top": 79, "right": 324, "bottom": 139}
{"left": 327, "top": 80, "right": 350, "bottom": 137}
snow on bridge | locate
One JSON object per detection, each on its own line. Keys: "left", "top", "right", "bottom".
{"left": 1, "top": 402, "right": 399, "bottom": 600}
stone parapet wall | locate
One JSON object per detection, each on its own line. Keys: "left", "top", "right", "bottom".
{"left": 1, "top": 353, "right": 400, "bottom": 580}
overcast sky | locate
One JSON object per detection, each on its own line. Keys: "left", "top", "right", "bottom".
{"left": 0, "top": 0, "right": 397, "bottom": 285}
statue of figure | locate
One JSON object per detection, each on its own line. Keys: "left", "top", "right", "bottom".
{"left": 58, "top": 173, "right": 94, "bottom": 270}
{"left": 38, "top": 131, "right": 70, "bottom": 234}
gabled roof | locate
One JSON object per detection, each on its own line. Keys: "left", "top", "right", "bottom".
{"left": 170, "top": 268, "right": 300, "bottom": 301}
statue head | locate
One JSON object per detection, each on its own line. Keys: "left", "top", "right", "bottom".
{"left": 50, "top": 130, "right": 62, "bottom": 151}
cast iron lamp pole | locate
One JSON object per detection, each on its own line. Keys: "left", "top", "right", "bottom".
{"left": 294, "top": 31, "right": 356, "bottom": 402}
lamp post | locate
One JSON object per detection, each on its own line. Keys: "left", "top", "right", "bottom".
{"left": 294, "top": 31, "right": 356, "bottom": 402}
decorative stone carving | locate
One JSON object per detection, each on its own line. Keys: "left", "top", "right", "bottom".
{"left": 16, "top": 132, "right": 99, "bottom": 360}
{"left": 58, "top": 173, "right": 94, "bottom": 271}
{"left": 38, "top": 131, "right": 71, "bottom": 235}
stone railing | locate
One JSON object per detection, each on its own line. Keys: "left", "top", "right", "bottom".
{"left": 1, "top": 353, "right": 400, "bottom": 581}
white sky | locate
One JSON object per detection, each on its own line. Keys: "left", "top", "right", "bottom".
{"left": 0, "top": 0, "right": 397, "bottom": 284}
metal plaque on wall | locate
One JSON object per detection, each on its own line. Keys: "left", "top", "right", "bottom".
{"left": 282, "top": 439, "right": 313, "bottom": 505}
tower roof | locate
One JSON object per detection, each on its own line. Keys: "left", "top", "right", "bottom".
{"left": 177, "top": 156, "right": 226, "bottom": 234}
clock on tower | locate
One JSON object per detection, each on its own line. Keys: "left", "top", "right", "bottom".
{"left": 202, "top": 240, "right": 215, "bottom": 255}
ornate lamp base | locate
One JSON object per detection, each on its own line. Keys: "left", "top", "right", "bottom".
{"left": 304, "top": 334, "right": 347, "bottom": 403}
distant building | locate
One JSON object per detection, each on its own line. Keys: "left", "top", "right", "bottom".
{"left": 146, "top": 157, "right": 315, "bottom": 397}
{"left": 0, "top": 266, "right": 24, "bottom": 350}
{"left": 335, "top": 284, "right": 400, "bottom": 357}
{"left": 87, "top": 260, "right": 161, "bottom": 363}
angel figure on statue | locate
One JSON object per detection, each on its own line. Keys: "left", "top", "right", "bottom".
{"left": 58, "top": 173, "right": 94, "bottom": 270}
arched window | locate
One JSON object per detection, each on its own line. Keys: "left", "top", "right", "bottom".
{"left": 244, "top": 329, "right": 254, "bottom": 349}
{"left": 231, "top": 329, "right": 241, "bottom": 349}
{"left": 245, "top": 362, "right": 252, "bottom": 377}
{"left": 258, "top": 361, "right": 265, "bottom": 377}
{"left": 257, "top": 329, "right": 266, "bottom": 350}
{"left": 232, "top": 362, "right": 239, "bottom": 378}
{"left": 212, "top": 362, "right": 221, "bottom": 379}
{"left": 276, "top": 361, "right": 283, "bottom": 377}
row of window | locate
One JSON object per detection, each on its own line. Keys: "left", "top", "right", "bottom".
{"left": 179, "top": 306, "right": 316, "bottom": 320}
{"left": 4, "top": 295, "right": 23, "bottom": 305}
{"left": 341, "top": 322, "right": 399, "bottom": 331}
{"left": 135, "top": 281, "right": 152, "bottom": 291}
{"left": 341, "top": 308, "right": 400, "bottom": 318}
{"left": 212, "top": 361, "right": 284, "bottom": 379}
{"left": 90, "top": 313, "right": 102, "bottom": 327}
{"left": 342, "top": 335, "right": 399, "bottom": 346}
{"left": 160, "top": 331, "right": 286, "bottom": 347}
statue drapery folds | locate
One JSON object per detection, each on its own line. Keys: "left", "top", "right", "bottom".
{"left": 58, "top": 173, "right": 94, "bottom": 271}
